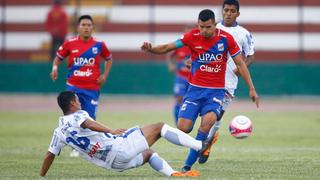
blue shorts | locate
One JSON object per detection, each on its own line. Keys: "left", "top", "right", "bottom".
{"left": 173, "top": 76, "right": 189, "bottom": 97}
{"left": 178, "top": 85, "right": 225, "bottom": 124}
{"left": 66, "top": 85, "right": 100, "bottom": 120}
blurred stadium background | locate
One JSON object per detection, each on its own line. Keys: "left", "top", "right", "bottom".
{"left": 0, "top": 0, "right": 319, "bottom": 96}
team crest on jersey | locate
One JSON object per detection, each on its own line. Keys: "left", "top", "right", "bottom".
{"left": 218, "top": 43, "right": 224, "bottom": 51}
{"left": 92, "top": 47, "right": 98, "bottom": 54}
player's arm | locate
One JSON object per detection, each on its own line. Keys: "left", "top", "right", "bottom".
{"left": 50, "top": 57, "right": 62, "bottom": 82}
{"left": 245, "top": 54, "right": 255, "bottom": 67}
{"left": 233, "top": 54, "right": 259, "bottom": 108}
{"left": 141, "top": 41, "right": 178, "bottom": 54}
{"left": 40, "top": 151, "right": 56, "bottom": 177}
{"left": 81, "top": 119, "right": 126, "bottom": 135}
{"left": 234, "top": 54, "right": 254, "bottom": 76}
{"left": 97, "top": 58, "right": 112, "bottom": 85}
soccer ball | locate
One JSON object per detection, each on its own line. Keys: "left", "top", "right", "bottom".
{"left": 229, "top": 115, "right": 252, "bottom": 139}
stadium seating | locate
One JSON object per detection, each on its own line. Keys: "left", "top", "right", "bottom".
{"left": 0, "top": 0, "right": 319, "bottom": 62}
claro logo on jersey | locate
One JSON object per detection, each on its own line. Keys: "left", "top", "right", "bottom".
{"left": 200, "top": 64, "right": 222, "bottom": 73}
{"left": 74, "top": 69, "right": 93, "bottom": 77}
{"left": 73, "top": 57, "right": 95, "bottom": 66}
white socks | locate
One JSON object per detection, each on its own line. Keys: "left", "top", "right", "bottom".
{"left": 207, "top": 119, "right": 223, "bottom": 140}
{"left": 149, "top": 153, "right": 175, "bottom": 176}
{"left": 160, "top": 124, "right": 202, "bottom": 151}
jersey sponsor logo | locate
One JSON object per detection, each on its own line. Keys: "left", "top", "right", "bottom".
{"left": 218, "top": 43, "right": 224, "bottom": 51}
{"left": 88, "top": 142, "right": 101, "bottom": 158}
{"left": 91, "top": 99, "right": 98, "bottom": 105}
{"left": 195, "top": 46, "right": 202, "bottom": 49}
{"left": 74, "top": 69, "right": 93, "bottom": 77}
{"left": 92, "top": 47, "right": 98, "bottom": 54}
{"left": 73, "top": 57, "right": 95, "bottom": 66}
{"left": 198, "top": 53, "right": 223, "bottom": 62}
{"left": 72, "top": 49, "right": 79, "bottom": 53}
{"left": 200, "top": 64, "right": 222, "bottom": 73}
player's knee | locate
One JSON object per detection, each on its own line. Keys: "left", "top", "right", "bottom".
{"left": 177, "top": 123, "right": 193, "bottom": 133}
{"left": 154, "top": 122, "right": 164, "bottom": 130}
{"left": 143, "top": 149, "right": 154, "bottom": 162}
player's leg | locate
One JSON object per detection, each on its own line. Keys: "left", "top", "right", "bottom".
{"left": 112, "top": 148, "right": 188, "bottom": 176}
{"left": 182, "top": 89, "right": 225, "bottom": 171}
{"left": 198, "top": 92, "right": 233, "bottom": 164}
{"left": 140, "top": 122, "right": 203, "bottom": 151}
{"left": 173, "top": 96, "right": 183, "bottom": 125}
{"left": 182, "top": 111, "right": 217, "bottom": 172}
{"left": 173, "top": 76, "right": 188, "bottom": 126}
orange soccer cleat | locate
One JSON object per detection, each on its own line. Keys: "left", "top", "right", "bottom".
{"left": 171, "top": 172, "right": 186, "bottom": 177}
{"left": 184, "top": 169, "right": 200, "bottom": 177}
{"left": 198, "top": 131, "right": 219, "bottom": 164}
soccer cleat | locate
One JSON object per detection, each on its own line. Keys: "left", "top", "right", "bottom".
{"left": 181, "top": 165, "right": 191, "bottom": 173}
{"left": 183, "top": 170, "right": 200, "bottom": 177}
{"left": 198, "top": 131, "right": 219, "bottom": 164}
{"left": 171, "top": 172, "right": 186, "bottom": 177}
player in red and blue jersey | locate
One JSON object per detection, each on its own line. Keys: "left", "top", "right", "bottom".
{"left": 166, "top": 29, "right": 192, "bottom": 125}
{"left": 50, "top": 15, "right": 112, "bottom": 120}
{"left": 141, "top": 9, "right": 259, "bottom": 174}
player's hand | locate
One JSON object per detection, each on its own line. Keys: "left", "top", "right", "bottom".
{"left": 110, "top": 128, "right": 126, "bottom": 135}
{"left": 96, "top": 75, "right": 106, "bottom": 85}
{"left": 50, "top": 69, "right": 58, "bottom": 82}
{"left": 185, "top": 59, "right": 191, "bottom": 69}
{"left": 249, "top": 88, "right": 259, "bottom": 108}
{"left": 141, "top": 42, "right": 152, "bottom": 52}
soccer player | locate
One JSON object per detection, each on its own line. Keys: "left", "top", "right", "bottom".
{"left": 141, "top": 9, "right": 259, "bottom": 174}
{"left": 39, "top": 91, "right": 211, "bottom": 177}
{"left": 197, "top": 0, "right": 256, "bottom": 165}
{"left": 166, "top": 25, "right": 192, "bottom": 125}
{"left": 50, "top": 15, "right": 112, "bottom": 121}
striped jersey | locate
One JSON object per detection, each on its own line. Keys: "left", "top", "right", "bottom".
{"left": 57, "top": 36, "right": 112, "bottom": 90}
{"left": 179, "top": 28, "right": 241, "bottom": 88}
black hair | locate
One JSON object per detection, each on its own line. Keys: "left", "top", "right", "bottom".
{"left": 78, "top": 15, "right": 93, "bottom": 24}
{"left": 198, "top": 9, "right": 215, "bottom": 22}
{"left": 57, "top": 91, "right": 76, "bottom": 114}
{"left": 223, "top": 0, "right": 240, "bottom": 12}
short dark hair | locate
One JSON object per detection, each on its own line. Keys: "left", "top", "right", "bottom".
{"left": 78, "top": 15, "right": 93, "bottom": 24}
{"left": 198, "top": 9, "right": 215, "bottom": 22}
{"left": 57, "top": 91, "right": 76, "bottom": 114}
{"left": 223, "top": 0, "right": 240, "bottom": 12}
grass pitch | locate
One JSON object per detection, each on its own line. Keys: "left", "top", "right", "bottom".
{"left": 0, "top": 96, "right": 319, "bottom": 179}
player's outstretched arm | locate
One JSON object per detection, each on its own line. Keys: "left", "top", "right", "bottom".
{"left": 50, "top": 57, "right": 62, "bottom": 82}
{"left": 40, "top": 151, "right": 56, "bottom": 177}
{"left": 97, "top": 59, "right": 112, "bottom": 85}
{"left": 141, "top": 42, "right": 177, "bottom": 54}
{"left": 233, "top": 54, "right": 259, "bottom": 108}
{"left": 81, "top": 119, "right": 126, "bottom": 135}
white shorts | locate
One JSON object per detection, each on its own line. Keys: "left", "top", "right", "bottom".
{"left": 111, "top": 126, "right": 149, "bottom": 171}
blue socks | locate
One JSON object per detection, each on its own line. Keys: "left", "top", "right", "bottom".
{"left": 184, "top": 130, "right": 208, "bottom": 168}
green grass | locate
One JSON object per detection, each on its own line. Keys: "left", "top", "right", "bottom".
{"left": 1, "top": 104, "right": 320, "bottom": 179}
